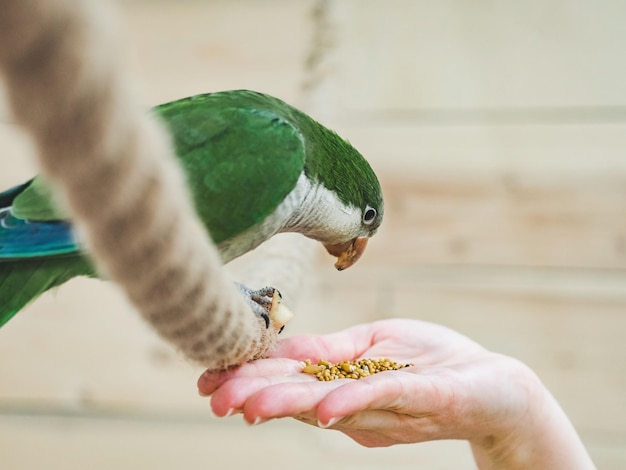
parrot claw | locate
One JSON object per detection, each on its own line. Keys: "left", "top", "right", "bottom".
{"left": 235, "top": 283, "right": 282, "bottom": 331}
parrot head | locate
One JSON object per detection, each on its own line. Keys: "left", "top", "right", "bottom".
{"left": 313, "top": 171, "right": 383, "bottom": 271}
{"left": 319, "top": 185, "right": 383, "bottom": 271}
{"left": 293, "top": 119, "right": 384, "bottom": 271}
{"left": 164, "top": 89, "right": 385, "bottom": 271}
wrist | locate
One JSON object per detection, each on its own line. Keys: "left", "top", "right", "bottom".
{"left": 469, "top": 356, "right": 595, "bottom": 469}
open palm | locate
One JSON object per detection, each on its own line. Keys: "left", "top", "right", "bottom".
{"left": 198, "top": 319, "right": 537, "bottom": 448}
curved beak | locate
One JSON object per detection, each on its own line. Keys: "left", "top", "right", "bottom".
{"left": 323, "top": 237, "right": 369, "bottom": 271}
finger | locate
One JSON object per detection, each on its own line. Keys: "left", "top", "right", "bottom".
{"left": 197, "top": 358, "right": 301, "bottom": 395}
{"left": 316, "top": 370, "right": 452, "bottom": 426}
{"left": 240, "top": 379, "right": 350, "bottom": 424}
{"left": 340, "top": 430, "right": 397, "bottom": 448}
{"left": 209, "top": 371, "right": 316, "bottom": 417}
{"left": 337, "top": 425, "right": 399, "bottom": 448}
{"left": 331, "top": 410, "right": 443, "bottom": 446}
{"left": 294, "top": 407, "right": 445, "bottom": 448}
{"left": 293, "top": 415, "right": 318, "bottom": 427}
{"left": 302, "top": 409, "right": 404, "bottom": 448}
{"left": 197, "top": 369, "right": 238, "bottom": 397}
{"left": 294, "top": 412, "right": 401, "bottom": 448}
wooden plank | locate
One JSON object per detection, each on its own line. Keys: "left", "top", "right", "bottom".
{"left": 0, "top": 279, "right": 207, "bottom": 414}
{"left": 1, "top": 411, "right": 624, "bottom": 469}
{"left": 364, "top": 175, "right": 626, "bottom": 269}
{"left": 0, "top": 413, "right": 475, "bottom": 470}
{"left": 339, "top": 123, "right": 626, "bottom": 179}
{"left": 0, "top": 124, "right": 38, "bottom": 188}
{"left": 332, "top": 1, "right": 626, "bottom": 111}
{"left": 0, "top": 1, "right": 314, "bottom": 125}
{"left": 118, "top": 0, "right": 315, "bottom": 106}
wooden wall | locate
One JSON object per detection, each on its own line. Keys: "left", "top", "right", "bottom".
{"left": 1, "top": 1, "right": 625, "bottom": 468}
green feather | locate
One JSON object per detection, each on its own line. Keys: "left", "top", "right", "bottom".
{"left": 300, "top": 120, "right": 383, "bottom": 214}
{"left": 156, "top": 92, "right": 305, "bottom": 244}
{"left": 0, "top": 256, "right": 95, "bottom": 327}
{"left": 12, "top": 176, "right": 65, "bottom": 221}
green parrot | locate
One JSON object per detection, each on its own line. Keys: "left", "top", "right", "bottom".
{"left": 0, "top": 90, "right": 383, "bottom": 328}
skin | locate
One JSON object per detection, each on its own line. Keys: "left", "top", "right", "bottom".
{"left": 198, "top": 319, "right": 596, "bottom": 470}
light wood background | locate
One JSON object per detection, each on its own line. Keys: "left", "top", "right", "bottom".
{"left": 1, "top": 1, "right": 625, "bottom": 468}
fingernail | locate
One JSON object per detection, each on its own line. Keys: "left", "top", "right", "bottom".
{"left": 198, "top": 389, "right": 210, "bottom": 397}
{"left": 318, "top": 416, "right": 343, "bottom": 428}
{"left": 251, "top": 416, "right": 269, "bottom": 426}
{"left": 225, "top": 408, "right": 237, "bottom": 417}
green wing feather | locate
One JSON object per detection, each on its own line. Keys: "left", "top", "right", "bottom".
{"left": 0, "top": 256, "right": 95, "bottom": 327}
{"left": 11, "top": 176, "right": 65, "bottom": 221}
{"left": 156, "top": 91, "right": 305, "bottom": 244}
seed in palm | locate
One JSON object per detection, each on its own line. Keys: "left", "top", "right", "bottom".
{"left": 302, "top": 358, "right": 413, "bottom": 381}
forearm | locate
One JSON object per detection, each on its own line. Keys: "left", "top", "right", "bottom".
{"left": 470, "top": 382, "right": 595, "bottom": 469}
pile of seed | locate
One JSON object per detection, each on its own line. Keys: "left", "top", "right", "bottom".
{"left": 302, "top": 358, "right": 413, "bottom": 381}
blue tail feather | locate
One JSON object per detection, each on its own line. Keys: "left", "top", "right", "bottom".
{"left": 0, "top": 208, "right": 79, "bottom": 260}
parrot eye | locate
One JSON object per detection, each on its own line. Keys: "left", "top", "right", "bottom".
{"left": 363, "top": 206, "right": 377, "bottom": 225}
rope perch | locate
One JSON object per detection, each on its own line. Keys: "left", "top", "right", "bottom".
{"left": 0, "top": 0, "right": 278, "bottom": 369}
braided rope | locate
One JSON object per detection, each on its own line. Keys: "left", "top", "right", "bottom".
{"left": 0, "top": 0, "right": 278, "bottom": 369}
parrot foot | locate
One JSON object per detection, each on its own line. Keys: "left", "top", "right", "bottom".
{"left": 235, "top": 283, "right": 284, "bottom": 332}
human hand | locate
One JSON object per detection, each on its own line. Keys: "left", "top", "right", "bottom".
{"left": 198, "top": 319, "right": 529, "bottom": 444}
{"left": 198, "top": 319, "right": 594, "bottom": 469}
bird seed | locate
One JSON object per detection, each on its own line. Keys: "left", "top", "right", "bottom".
{"left": 302, "top": 358, "right": 413, "bottom": 381}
